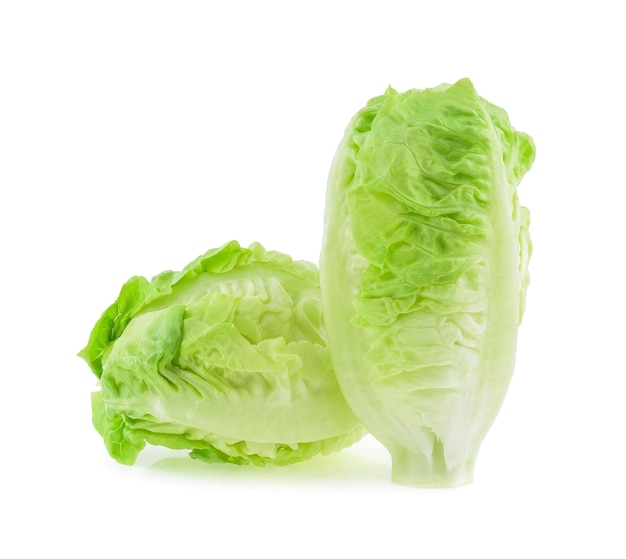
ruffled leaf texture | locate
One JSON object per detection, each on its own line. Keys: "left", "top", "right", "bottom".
{"left": 321, "top": 79, "right": 534, "bottom": 486}
{"left": 80, "top": 241, "right": 365, "bottom": 466}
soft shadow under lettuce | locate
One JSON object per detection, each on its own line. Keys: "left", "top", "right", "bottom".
{"left": 140, "top": 436, "right": 390, "bottom": 486}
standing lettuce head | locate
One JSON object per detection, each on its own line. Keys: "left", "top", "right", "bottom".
{"left": 320, "top": 79, "right": 535, "bottom": 487}
{"left": 80, "top": 241, "right": 365, "bottom": 466}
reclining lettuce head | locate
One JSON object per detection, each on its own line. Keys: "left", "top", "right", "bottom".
{"left": 79, "top": 241, "right": 365, "bottom": 466}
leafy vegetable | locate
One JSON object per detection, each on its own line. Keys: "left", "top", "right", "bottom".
{"left": 320, "top": 79, "right": 535, "bottom": 487}
{"left": 79, "top": 241, "right": 365, "bottom": 466}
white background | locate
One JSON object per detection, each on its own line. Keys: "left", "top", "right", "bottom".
{"left": 2, "top": 1, "right": 624, "bottom": 557}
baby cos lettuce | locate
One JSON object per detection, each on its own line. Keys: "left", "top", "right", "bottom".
{"left": 79, "top": 241, "right": 365, "bottom": 466}
{"left": 80, "top": 79, "right": 534, "bottom": 487}
{"left": 320, "top": 79, "right": 534, "bottom": 487}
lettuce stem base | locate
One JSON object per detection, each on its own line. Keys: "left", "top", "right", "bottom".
{"left": 389, "top": 445, "right": 475, "bottom": 488}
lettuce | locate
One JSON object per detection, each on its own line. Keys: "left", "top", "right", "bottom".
{"left": 79, "top": 241, "right": 365, "bottom": 466}
{"left": 320, "top": 79, "right": 535, "bottom": 487}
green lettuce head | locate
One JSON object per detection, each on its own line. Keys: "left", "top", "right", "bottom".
{"left": 320, "top": 79, "right": 535, "bottom": 487}
{"left": 79, "top": 241, "right": 365, "bottom": 466}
